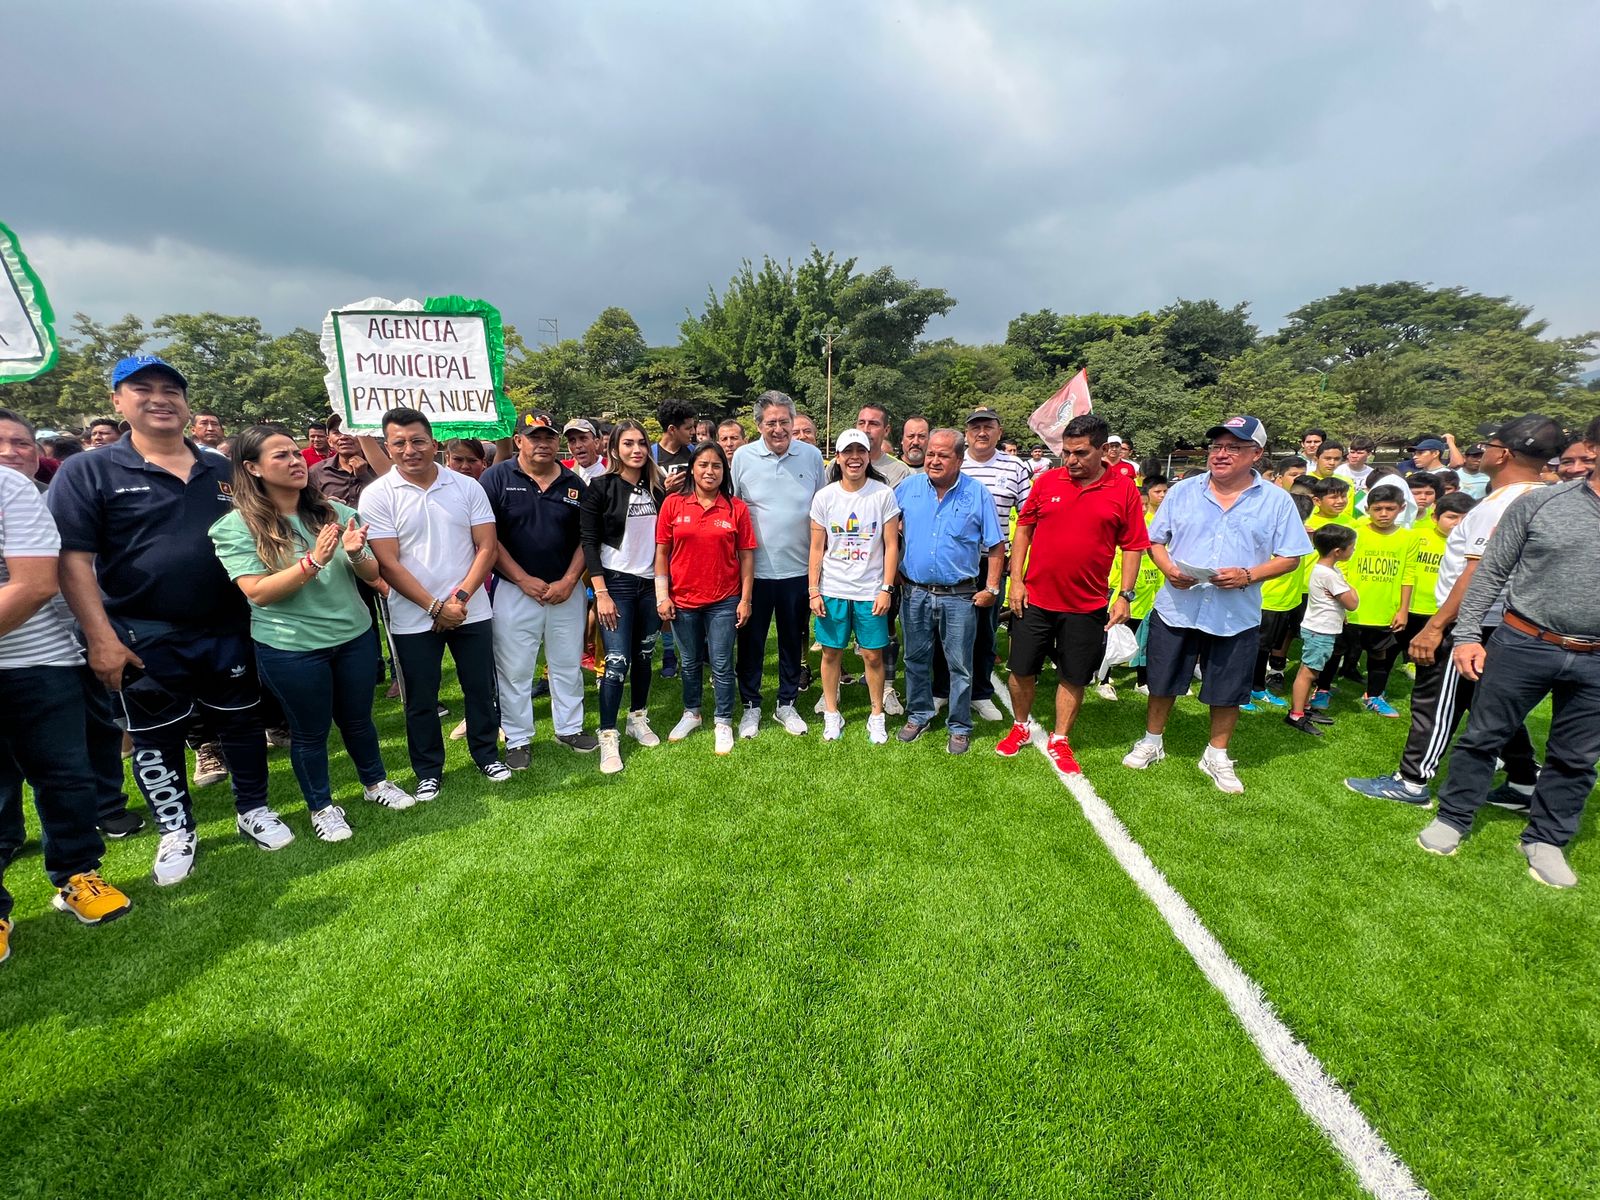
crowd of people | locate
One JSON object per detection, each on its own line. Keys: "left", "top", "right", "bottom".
{"left": 2, "top": 352, "right": 1596, "bottom": 964}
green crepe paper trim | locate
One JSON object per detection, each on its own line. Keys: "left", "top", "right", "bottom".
{"left": 422, "top": 295, "right": 513, "bottom": 440}
{"left": 0, "top": 221, "right": 60, "bottom": 383}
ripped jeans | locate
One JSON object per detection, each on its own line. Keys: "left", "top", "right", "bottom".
{"left": 597, "top": 570, "right": 661, "bottom": 730}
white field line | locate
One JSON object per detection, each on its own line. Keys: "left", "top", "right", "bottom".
{"left": 990, "top": 674, "right": 1429, "bottom": 1200}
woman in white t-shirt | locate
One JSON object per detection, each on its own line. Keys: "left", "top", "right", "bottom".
{"left": 579, "top": 421, "right": 667, "bottom": 774}
{"left": 807, "top": 430, "right": 901, "bottom": 745}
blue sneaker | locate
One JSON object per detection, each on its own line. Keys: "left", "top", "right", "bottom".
{"left": 1251, "top": 689, "right": 1287, "bottom": 708}
{"left": 1363, "top": 695, "right": 1400, "bottom": 718}
{"left": 1310, "top": 689, "right": 1331, "bottom": 711}
{"left": 1344, "top": 774, "right": 1432, "bottom": 806}
{"left": 1239, "top": 701, "right": 1259, "bottom": 713}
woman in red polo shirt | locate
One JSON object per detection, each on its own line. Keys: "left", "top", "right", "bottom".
{"left": 655, "top": 442, "right": 756, "bottom": 755}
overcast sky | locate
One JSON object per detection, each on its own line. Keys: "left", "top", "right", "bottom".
{"left": 10, "top": 0, "right": 1599, "bottom": 353}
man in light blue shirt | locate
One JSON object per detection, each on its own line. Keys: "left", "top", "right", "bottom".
{"left": 894, "top": 429, "right": 1005, "bottom": 754}
{"left": 731, "top": 391, "right": 824, "bottom": 739}
{"left": 1123, "top": 415, "right": 1312, "bottom": 794}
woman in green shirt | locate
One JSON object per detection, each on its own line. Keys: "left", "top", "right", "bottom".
{"left": 210, "top": 425, "right": 415, "bottom": 842}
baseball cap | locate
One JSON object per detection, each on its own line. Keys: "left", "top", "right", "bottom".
{"left": 965, "top": 407, "right": 1001, "bottom": 425}
{"left": 517, "top": 409, "right": 558, "bottom": 435}
{"left": 1486, "top": 414, "right": 1566, "bottom": 462}
{"left": 835, "top": 429, "right": 871, "bottom": 453}
{"left": 1203, "top": 415, "right": 1268, "bottom": 448}
{"left": 1464, "top": 443, "right": 1485, "bottom": 456}
{"left": 1105, "top": 435, "right": 1124, "bottom": 445}
{"left": 562, "top": 418, "right": 596, "bottom": 437}
{"left": 111, "top": 354, "right": 188, "bottom": 390}
{"left": 1412, "top": 438, "right": 1447, "bottom": 452}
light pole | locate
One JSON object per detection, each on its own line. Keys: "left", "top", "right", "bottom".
{"left": 814, "top": 322, "right": 842, "bottom": 447}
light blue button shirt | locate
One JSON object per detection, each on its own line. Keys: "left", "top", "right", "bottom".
{"left": 1150, "top": 471, "right": 1313, "bottom": 636}
{"left": 895, "top": 473, "right": 1004, "bottom": 584}
{"left": 731, "top": 438, "right": 824, "bottom": 579}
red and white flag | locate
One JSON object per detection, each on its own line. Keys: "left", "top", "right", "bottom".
{"left": 1028, "top": 368, "right": 1092, "bottom": 456}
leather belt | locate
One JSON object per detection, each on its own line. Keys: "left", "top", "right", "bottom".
{"left": 904, "top": 576, "right": 979, "bottom": 596}
{"left": 1503, "top": 610, "right": 1600, "bottom": 653}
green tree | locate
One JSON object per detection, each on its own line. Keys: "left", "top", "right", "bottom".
{"left": 1156, "top": 298, "right": 1257, "bottom": 389}
{"left": 1077, "top": 334, "right": 1192, "bottom": 453}
{"left": 581, "top": 307, "right": 647, "bottom": 378}
{"left": 1208, "top": 345, "right": 1356, "bottom": 451}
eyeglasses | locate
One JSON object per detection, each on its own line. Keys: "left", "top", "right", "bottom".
{"left": 1207, "top": 442, "right": 1254, "bottom": 455}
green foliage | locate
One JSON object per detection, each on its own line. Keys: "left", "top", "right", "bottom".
{"left": 1155, "top": 298, "right": 1257, "bottom": 390}
{"left": 1077, "top": 334, "right": 1194, "bottom": 453}
{"left": 1207, "top": 345, "right": 1356, "bottom": 448}
{"left": 581, "top": 307, "right": 647, "bottom": 378}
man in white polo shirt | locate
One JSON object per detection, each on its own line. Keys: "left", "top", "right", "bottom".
{"left": 360, "top": 407, "right": 510, "bottom": 799}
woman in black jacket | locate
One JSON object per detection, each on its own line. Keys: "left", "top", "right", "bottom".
{"left": 580, "top": 420, "right": 668, "bottom": 773}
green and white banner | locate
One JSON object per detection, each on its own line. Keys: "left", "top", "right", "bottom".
{"left": 0, "top": 222, "right": 60, "bottom": 383}
{"left": 320, "top": 295, "right": 514, "bottom": 439}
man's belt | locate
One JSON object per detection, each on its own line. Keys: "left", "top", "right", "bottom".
{"left": 1503, "top": 610, "right": 1600, "bottom": 652}
{"left": 904, "top": 576, "right": 979, "bottom": 596}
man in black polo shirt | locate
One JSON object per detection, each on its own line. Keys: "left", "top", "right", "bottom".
{"left": 484, "top": 410, "right": 597, "bottom": 769}
{"left": 48, "top": 356, "right": 286, "bottom": 888}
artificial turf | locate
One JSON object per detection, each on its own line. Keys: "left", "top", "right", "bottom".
{"left": 2, "top": 648, "right": 1595, "bottom": 1199}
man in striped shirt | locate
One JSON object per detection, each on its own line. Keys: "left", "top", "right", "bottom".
{"left": 938, "top": 407, "right": 1033, "bottom": 722}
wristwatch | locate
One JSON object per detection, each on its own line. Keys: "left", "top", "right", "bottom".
{"left": 878, "top": 584, "right": 894, "bottom": 594}
{"left": 985, "top": 585, "right": 1002, "bottom": 597}
{"left": 453, "top": 589, "right": 470, "bottom": 603}
{"left": 1118, "top": 589, "right": 1137, "bottom": 603}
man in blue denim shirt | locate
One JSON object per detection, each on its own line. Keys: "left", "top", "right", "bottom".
{"left": 894, "top": 429, "right": 1004, "bottom": 755}
{"left": 1122, "top": 415, "right": 1312, "bottom": 793}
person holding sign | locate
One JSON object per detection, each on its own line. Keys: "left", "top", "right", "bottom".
{"left": 210, "top": 426, "right": 416, "bottom": 840}
{"left": 359, "top": 407, "right": 510, "bottom": 800}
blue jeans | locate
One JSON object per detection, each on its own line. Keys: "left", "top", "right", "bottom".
{"left": 1436, "top": 623, "right": 1600, "bottom": 848}
{"left": 673, "top": 595, "right": 739, "bottom": 722}
{"left": 598, "top": 571, "right": 661, "bottom": 729}
{"left": 902, "top": 586, "right": 980, "bottom": 735}
{"left": 256, "top": 629, "right": 389, "bottom": 812}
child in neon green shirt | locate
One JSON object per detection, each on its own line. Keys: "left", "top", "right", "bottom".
{"left": 1322, "top": 483, "right": 1414, "bottom": 716}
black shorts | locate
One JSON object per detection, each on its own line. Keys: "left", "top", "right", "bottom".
{"left": 1144, "top": 610, "right": 1257, "bottom": 707}
{"left": 109, "top": 619, "right": 260, "bottom": 733}
{"left": 1257, "top": 606, "right": 1300, "bottom": 653}
{"left": 1010, "top": 605, "right": 1107, "bottom": 687}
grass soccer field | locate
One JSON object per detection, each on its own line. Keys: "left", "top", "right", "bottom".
{"left": 3, "top": 648, "right": 1597, "bottom": 1199}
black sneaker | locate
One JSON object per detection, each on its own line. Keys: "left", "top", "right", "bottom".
{"left": 415, "top": 778, "right": 442, "bottom": 802}
{"left": 897, "top": 722, "right": 927, "bottom": 743}
{"left": 1265, "top": 668, "right": 1286, "bottom": 691}
{"left": 1486, "top": 783, "right": 1533, "bottom": 813}
{"left": 661, "top": 650, "right": 679, "bottom": 679}
{"left": 480, "top": 761, "right": 514, "bottom": 783}
{"left": 532, "top": 679, "right": 550, "bottom": 699}
{"left": 504, "top": 744, "right": 532, "bottom": 771}
{"left": 99, "top": 809, "right": 146, "bottom": 839}
{"left": 555, "top": 731, "right": 600, "bottom": 753}
{"left": 1307, "top": 711, "right": 1335, "bottom": 726}
{"left": 1283, "top": 713, "right": 1324, "bottom": 737}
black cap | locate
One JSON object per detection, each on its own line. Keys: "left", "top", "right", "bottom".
{"left": 517, "top": 409, "right": 558, "bottom": 435}
{"left": 965, "top": 407, "right": 1001, "bottom": 425}
{"left": 1488, "top": 414, "right": 1566, "bottom": 462}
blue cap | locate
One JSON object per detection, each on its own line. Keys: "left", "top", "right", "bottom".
{"left": 1204, "top": 414, "right": 1268, "bottom": 448}
{"left": 111, "top": 355, "right": 188, "bottom": 390}
{"left": 1412, "top": 437, "right": 1447, "bottom": 452}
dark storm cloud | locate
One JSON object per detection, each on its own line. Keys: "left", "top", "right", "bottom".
{"left": 10, "top": 0, "right": 1599, "bottom": 347}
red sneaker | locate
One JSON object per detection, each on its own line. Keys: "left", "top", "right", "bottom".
{"left": 995, "top": 721, "right": 1032, "bottom": 757}
{"left": 1045, "top": 735, "right": 1081, "bottom": 774}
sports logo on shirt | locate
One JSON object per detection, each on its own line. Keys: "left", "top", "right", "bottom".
{"left": 567, "top": 488, "right": 580, "bottom": 501}
{"left": 217, "top": 482, "right": 233, "bottom": 498}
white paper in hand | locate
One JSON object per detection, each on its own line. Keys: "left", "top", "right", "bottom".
{"left": 1175, "top": 560, "right": 1216, "bottom": 584}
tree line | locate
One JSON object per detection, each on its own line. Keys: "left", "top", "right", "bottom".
{"left": 7, "top": 248, "right": 1595, "bottom": 451}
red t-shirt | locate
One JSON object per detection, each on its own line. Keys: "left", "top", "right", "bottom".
{"left": 1016, "top": 467, "right": 1150, "bottom": 613}
{"left": 655, "top": 491, "right": 757, "bottom": 609}
{"left": 1109, "top": 460, "right": 1137, "bottom": 481}
{"left": 302, "top": 446, "right": 327, "bottom": 467}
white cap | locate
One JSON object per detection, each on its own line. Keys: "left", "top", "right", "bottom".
{"left": 835, "top": 429, "right": 870, "bottom": 453}
{"left": 1105, "top": 435, "right": 1124, "bottom": 445}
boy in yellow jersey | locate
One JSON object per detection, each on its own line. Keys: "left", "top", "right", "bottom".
{"left": 1399, "top": 490, "right": 1475, "bottom": 653}
{"left": 1248, "top": 492, "right": 1315, "bottom": 708}
{"left": 1306, "top": 476, "right": 1356, "bottom": 529}
{"left": 1317, "top": 483, "right": 1415, "bottom": 717}
{"left": 1095, "top": 475, "right": 1168, "bottom": 699}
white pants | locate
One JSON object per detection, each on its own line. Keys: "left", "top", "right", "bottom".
{"left": 491, "top": 583, "right": 587, "bottom": 745}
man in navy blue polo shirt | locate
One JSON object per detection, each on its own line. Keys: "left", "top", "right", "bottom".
{"left": 484, "top": 410, "right": 597, "bottom": 769}
{"left": 48, "top": 356, "right": 286, "bottom": 887}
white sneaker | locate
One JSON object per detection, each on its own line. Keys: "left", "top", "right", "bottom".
{"left": 363, "top": 780, "right": 416, "bottom": 810}
{"left": 866, "top": 713, "right": 888, "bottom": 745}
{"left": 151, "top": 829, "right": 197, "bottom": 887}
{"left": 449, "top": 718, "right": 468, "bottom": 741}
{"left": 1134, "top": 683, "right": 1149, "bottom": 696}
{"left": 1095, "top": 681, "right": 1118, "bottom": 702}
{"left": 972, "top": 698, "right": 1004, "bottom": 722}
{"left": 1122, "top": 737, "right": 1166, "bottom": 770}
{"left": 933, "top": 697, "right": 947, "bottom": 714}
{"left": 598, "top": 729, "right": 623, "bottom": 774}
{"left": 713, "top": 721, "right": 734, "bottom": 755}
{"left": 813, "top": 693, "right": 827, "bottom": 715}
{"left": 237, "top": 806, "right": 294, "bottom": 851}
{"left": 883, "top": 687, "right": 904, "bottom": 716}
{"left": 774, "top": 704, "right": 809, "bottom": 735}
{"left": 625, "top": 709, "right": 660, "bottom": 747}
{"left": 738, "top": 705, "right": 762, "bottom": 739}
{"left": 823, "top": 711, "right": 845, "bottom": 741}
{"left": 310, "top": 805, "right": 353, "bottom": 842}
{"left": 668, "top": 712, "right": 702, "bottom": 742}
{"left": 1198, "top": 750, "right": 1245, "bottom": 794}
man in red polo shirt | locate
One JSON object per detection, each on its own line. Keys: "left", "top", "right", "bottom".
{"left": 997, "top": 414, "right": 1150, "bottom": 772}
{"left": 1105, "top": 435, "right": 1138, "bottom": 481}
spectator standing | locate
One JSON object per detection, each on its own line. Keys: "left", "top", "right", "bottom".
{"left": 894, "top": 429, "right": 1004, "bottom": 754}
{"left": 1104, "top": 436, "right": 1137, "bottom": 482}
{"left": 731, "top": 391, "right": 824, "bottom": 739}
{"left": 302, "top": 421, "right": 331, "bottom": 466}
{"left": 1455, "top": 444, "right": 1491, "bottom": 498}
{"left": 856, "top": 403, "right": 912, "bottom": 488}
{"left": 483, "top": 410, "right": 596, "bottom": 771}
{"left": 900, "top": 415, "right": 930, "bottom": 471}
{"left": 1122, "top": 415, "right": 1312, "bottom": 793}
{"left": 360, "top": 407, "right": 509, "bottom": 801}
{"left": 561, "top": 419, "right": 609, "bottom": 483}
{"left": 210, "top": 426, "right": 416, "bottom": 841}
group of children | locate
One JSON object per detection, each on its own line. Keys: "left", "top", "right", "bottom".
{"left": 1095, "top": 459, "right": 1479, "bottom": 739}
